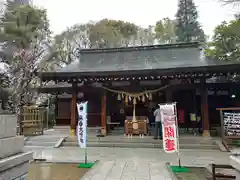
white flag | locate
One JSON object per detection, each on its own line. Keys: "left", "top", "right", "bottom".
{"left": 77, "top": 102, "right": 88, "bottom": 148}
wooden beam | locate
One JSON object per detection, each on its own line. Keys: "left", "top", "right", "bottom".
{"left": 35, "top": 82, "right": 240, "bottom": 94}
{"left": 216, "top": 107, "right": 240, "bottom": 111}
{"left": 70, "top": 82, "right": 77, "bottom": 136}
{"left": 101, "top": 92, "right": 107, "bottom": 136}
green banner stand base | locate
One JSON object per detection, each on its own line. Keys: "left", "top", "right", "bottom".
{"left": 169, "top": 166, "right": 189, "bottom": 173}
{"left": 77, "top": 162, "right": 95, "bottom": 168}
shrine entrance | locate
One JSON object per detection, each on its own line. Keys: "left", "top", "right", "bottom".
{"left": 36, "top": 42, "right": 240, "bottom": 138}
{"left": 102, "top": 84, "right": 169, "bottom": 136}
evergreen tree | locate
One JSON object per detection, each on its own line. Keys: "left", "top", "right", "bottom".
{"left": 175, "top": 0, "right": 205, "bottom": 42}
{"left": 0, "top": 4, "right": 51, "bottom": 113}
{"left": 4, "top": 0, "right": 30, "bottom": 11}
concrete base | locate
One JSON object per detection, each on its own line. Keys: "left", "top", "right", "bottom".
{"left": 70, "top": 129, "right": 76, "bottom": 136}
{"left": 0, "top": 162, "right": 29, "bottom": 180}
{"left": 0, "top": 136, "right": 24, "bottom": 159}
{"left": 0, "top": 114, "right": 17, "bottom": 139}
{"left": 0, "top": 113, "right": 32, "bottom": 180}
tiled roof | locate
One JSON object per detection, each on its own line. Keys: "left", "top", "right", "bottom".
{"left": 54, "top": 42, "right": 230, "bottom": 73}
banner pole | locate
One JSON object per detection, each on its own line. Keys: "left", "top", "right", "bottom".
{"left": 85, "top": 135, "right": 88, "bottom": 164}
{"left": 174, "top": 102, "right": 181, "bottom": 167}
{"left": 85, "top": 102, "right": 88, "bottom": 164}
{"left": 77, "top": 101, "right": 95, "bottom": 169}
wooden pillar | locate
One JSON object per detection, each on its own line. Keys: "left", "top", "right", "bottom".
{"left": 101, "top": 92, "right": 107, "bottom": 136}
{"left": 70, "top": 82, "right": 77, "bottom": 136}
{"left": 200, "top": 79, "right": 210, "bottom": 137}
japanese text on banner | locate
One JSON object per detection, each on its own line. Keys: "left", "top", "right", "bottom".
{"left": 160, "top": 103, "right": 178, "bottom": 153}
{"left": 77, "top": 102, "right": 88, "bottom": 148}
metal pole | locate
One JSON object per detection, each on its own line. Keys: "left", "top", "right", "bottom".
{"left": 85, "top": 102, "right": 88, "bottom": 164}
{"left": 85, "top": 139, "right": 88, "bottom": 164}
{"left": 174, "top": 102, "right": 181, "bottom": 167}
{"left": 46, "top": 96, "right": 50, "bottom": 129}
{"left": 85, "top": 117, "right": 88, "bottom": 164}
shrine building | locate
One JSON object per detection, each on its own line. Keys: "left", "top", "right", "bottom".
{"left": 36, "top": 42, "right": 240, "bottom": 137}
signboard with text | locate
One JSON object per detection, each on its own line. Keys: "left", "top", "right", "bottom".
{"left": 222, "top": 111, "right": 240, "bottom": 137}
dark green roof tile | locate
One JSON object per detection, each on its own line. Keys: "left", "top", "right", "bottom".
{"left": 54, "top": 42, "right": 236, "bottom": 73}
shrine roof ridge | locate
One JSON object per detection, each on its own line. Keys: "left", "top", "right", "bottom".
{"left": 79, "top": 42, "right": 201, "bottom": 54}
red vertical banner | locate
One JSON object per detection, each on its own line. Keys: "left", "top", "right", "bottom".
{"left": 160, "top": 103, "right": 178, "bottom": 153}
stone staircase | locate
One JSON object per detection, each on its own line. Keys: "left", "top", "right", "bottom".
{"left": 62, "top": 134, "right": 220, "bottom": 150}
{"left": 24, "top": 135, "right": 62, "bottom": 148}
{"left": 60, "top": 126, "right": 221, "bottom": 150}
{"left": 24, "top": 127, "right": 69, "bottom": 148}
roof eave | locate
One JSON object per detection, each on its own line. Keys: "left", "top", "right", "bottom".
{"left": 38, "top": 63, "right": 240, "bottom": 81}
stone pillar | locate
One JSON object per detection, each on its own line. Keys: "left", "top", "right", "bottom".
{"left": 70, "top": 82, "right": 77, "bottom": 136}
{"left": 0, "top": 113, "right": 32, "bottom": 179}
{"left": 200, "top": 79, "right": 210, "bottom": 137}
{"left": 101, "top": 92, "right": 107, "bottom": 136}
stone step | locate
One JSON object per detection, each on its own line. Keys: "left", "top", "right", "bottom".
{"left": 0, "top": 162, "right": 29, "bottom": 180}
{"left": 0, "top": 136, "right": 24, "bottom": 159}
{"left": 24, "top": 145, "right": 50, "bottom": 149}
{"left": 0, "top": 152, "right": 32, "bottom": 172}
{"left": 53, "top": 126, "right": 70, "bottom": 129}
{"left": 26, "top": 136, "right": 61, "bottom": 142}
{"left": 65, "top": 137, "right": 217, "bottom": 145}
{"left": 24, "top": 141, "right": 56, "bottom": 147}
{"left": 24, "top": 135, "right": 63, "bottom": 147}
{"left": 62, "top": 141, "right": 219, "bottom": 150}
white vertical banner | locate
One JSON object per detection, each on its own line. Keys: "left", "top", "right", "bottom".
{"left": 77, "top": 102, "right": 88, "bottom": 148}
{"left": 159, "top": 103, "right": 179, "bottom": 153}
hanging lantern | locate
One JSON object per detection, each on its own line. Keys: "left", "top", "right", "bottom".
{"left": 142, "top": 95, "right": 145, "bottom": 102}
{"left": 133, "top": 97, "right": 137, "bottom": 105}
{"left": 125, "top": 95, "right": 128, "bottom": 104}
{"left": 149, "top": 93, "right": 152, "bottom": 100}
{"left": 117, "top": 93, "right": 121, "bottom": 101}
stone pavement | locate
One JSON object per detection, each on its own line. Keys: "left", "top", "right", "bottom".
{"left": 24, "top": 147, "right": 230, "bottom": 180}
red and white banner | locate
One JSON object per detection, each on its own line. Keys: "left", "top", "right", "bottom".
{"left": 160, "top": 103, "right": 179, "bottom": 153}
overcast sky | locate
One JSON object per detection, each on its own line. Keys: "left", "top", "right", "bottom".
{"left": 34, "top": 0, "right": 238, "bottom": 37}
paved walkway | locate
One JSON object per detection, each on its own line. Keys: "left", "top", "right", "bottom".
{"left": 24, "top": 147, "right": 230, "bottom": 180}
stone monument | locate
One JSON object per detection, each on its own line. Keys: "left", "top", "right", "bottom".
{"left": 0, "top": 103, "right": 33, "bottom": 180}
